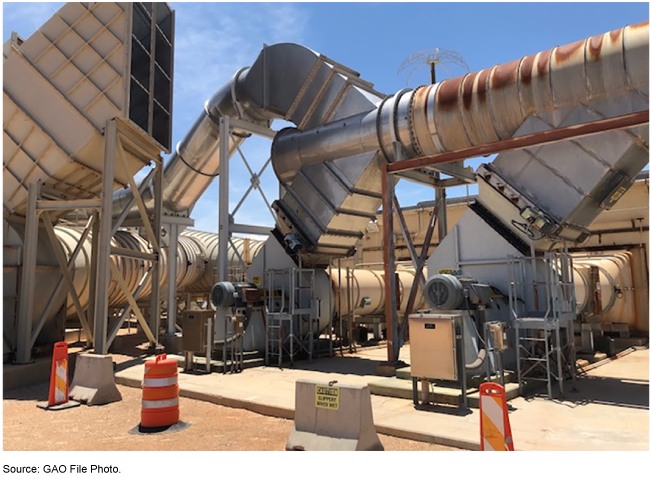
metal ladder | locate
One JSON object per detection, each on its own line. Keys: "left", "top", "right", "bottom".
{"left": 509, "top": 253, "right": 577, "bottom": 398}
{"left": 264, "top": 268, "right": 315, "bottom": 367}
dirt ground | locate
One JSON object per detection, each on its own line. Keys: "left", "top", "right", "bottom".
{"left": 3, "top": 382, "right": 462, "bottom": 451}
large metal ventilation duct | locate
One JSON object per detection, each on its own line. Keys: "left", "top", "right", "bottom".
{"left": 272, "top": 22, "right": 649, "bottom": 260}
{"left": 113, "top": 23, "right": 647, "bottom": 266}
{"left": 112, "top": 44, "right": 385, "bottom": 217}
{"left": 3, "top": 2, "right": 174, "bottom": 222}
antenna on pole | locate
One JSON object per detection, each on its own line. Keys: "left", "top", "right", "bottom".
{"left": 398, "top": 48, "right": 469, "bottom": 85}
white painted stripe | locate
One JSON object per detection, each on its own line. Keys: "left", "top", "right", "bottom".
{"left": 55, "top": 386, "right": 66, "bottom": 403}
{"left": 483, "top": 439, "right": 495, "bottom": 451}
{"left": 55, "top": 362, "right": 66, "bottom": 402}
{"left": 481, "top": 396, "right": 504, "bottom": 433}
{"left": 142, "top": 376, "right": 177, "bottom": 387}
{"left": 142, "top": 397, "right": 179, "bottom": 409}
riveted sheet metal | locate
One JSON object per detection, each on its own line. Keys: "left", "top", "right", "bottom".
{"left": 459, "top": 68, "right": 501, "bottom": 146}
{"left": 431, "top": 75, "right": 473, "bottom": 152}
{"left": 488, "top": 59, "right": 526, "bottom": 140}
{"left": 623, "top": 22, "right": 650, "bottom": 91}
{"left": 411, "top": 85, "right": 438, "bottom": 156}
{"left": 549, "top": 39, "right": 588, "bottom": 109}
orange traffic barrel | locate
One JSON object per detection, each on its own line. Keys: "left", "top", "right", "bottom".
{"left": 141, "top": 354, "right": 179, "bottom": 428}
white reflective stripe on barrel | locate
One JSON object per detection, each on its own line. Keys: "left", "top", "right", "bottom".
{"left": 142, "top": 376, "right": 178, "bottom": 387}
{"left": 141, "top": 397, "right": 179, "bottom": 409}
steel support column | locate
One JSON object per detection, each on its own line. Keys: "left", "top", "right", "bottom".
{"left": 15, "top": 182, "right": 40, "bottom": 364}
{"left": 149, "top": 157, "right": 164, "bottom": 344}
{"left": 166, "top": 222, "right": 179, "bottom": 335}
{"left": 217, "top": 116, "right": 232, "bottom": 373}
{"left": 382, "top": 161, "right": 399, "bottom": 364}
{"left": 92, "top": 119, "right": 117, "bottom": 355}
{"left": 434, "top": 172, "right": 448, "bottom": 241}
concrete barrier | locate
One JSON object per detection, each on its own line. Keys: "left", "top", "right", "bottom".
{"left": 287, "top": 379, "right": 384, "bottom": 451}
{"left": 69, "top": 354, "right": 122, "bottom": 405}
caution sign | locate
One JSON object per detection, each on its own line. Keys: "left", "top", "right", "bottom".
{"left": 315, "top": 385, "right": 339, "bottom": 410}
{"left": 437, "top": 269, "right": 455, "bottom": 274}
{"left": 252, "top": 276, "right": 262, "bottom": 286}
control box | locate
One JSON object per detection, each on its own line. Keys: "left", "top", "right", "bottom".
{"left": 181, "top": 309, "right": 213, "bottom": 353}
{"left": 408, "top": 313, "right": 460, "bottom": 381}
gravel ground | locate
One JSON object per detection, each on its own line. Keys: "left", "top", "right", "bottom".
{"left": 3, "top": 382, "right": 462, "bottom": 451}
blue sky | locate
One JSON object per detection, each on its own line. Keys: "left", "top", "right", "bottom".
{"left": 3, "top": 1, "right": 648, "bottom": 233}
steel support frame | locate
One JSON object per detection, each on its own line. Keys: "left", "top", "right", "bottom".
{"left": 14, "top": 118, "right": 165, "bottom": 363}
{"left": 213, "top": 115, "right": 277, "bottom": 373}
{"left": 93, "top": 119, "right": 164, "bottom": 354}
{"left": 15, "top": 183, "right": 106, "bottom": 363}
{"left": 380, "top": 109, "right": 649, "bottom": 364}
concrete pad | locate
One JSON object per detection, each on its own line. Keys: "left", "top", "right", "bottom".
{"left": 369, "top": 377, "right": 519, "bottom": 407}
{"left": 70, "top": 354, "right": 122, "bottom": 406}
{"left": 114, "top": 345, "right": 649, "bottom": 451}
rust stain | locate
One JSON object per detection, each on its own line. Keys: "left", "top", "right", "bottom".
{"left": 520, "top": 55, "right": 535, "bottom": 85}
{"left": 422, "top": 85, "right": 433, "bottom": 130}
{"left": 628, "top": 20, "right": 649, "bottom": 30}
{"left": 477, "top": 69, "right": 489, "bottom": 104}
{"left": 436, "top": 76, "right": 463, "bottom": 112}
{"left": 537, "top": 48, "right": 552, "bottom": 77}
{"left": 609, "top": 27, "right": 623, "bottom": 43}
{"left": 553, "top": 39, "right": 584, "bottom": 63}
{"left": 491, "top": 59, "right": 519, "bottom": 90}
{"left": 587, "top": 34, "right": 604, "bottom": 60}
{"left": 461, "top": 72, "right": 477, "bottom": 110}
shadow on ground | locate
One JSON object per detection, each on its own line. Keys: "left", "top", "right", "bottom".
{"left": 523, "top": 374, "right": 649, "bottom": 410}
{"left": 277, "top": 355, "right": 386, "bottom": 376}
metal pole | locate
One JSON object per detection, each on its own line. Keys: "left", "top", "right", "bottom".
{"left": 382, "top": 161, "right": 399, "bottom": 364}
{"left": 166, "top": 222, "right": 179, "bottom": 335}
{"left": 435, "top": 172, "right": 448, "bottom": 241}
{"left": 15, "top": 182, "right": 40, "bottom": 364}
{"left": 218, "top": 116, "right": 231, "bottom": 372}
{"left": 149, "top": 157, "right": 163, "bottom": 346}
{"left": 94, "top": 119, "right": 117, "bottom": 355}
{"left": 387, "top": 110, "right": 649, "bottom": 174}
{"left": 87, "top": 211, "right": 100, "bottom": 348}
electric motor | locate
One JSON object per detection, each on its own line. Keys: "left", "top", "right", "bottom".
{"left": 211, "top": 281, "right": 237, "bottom": 308}
{"left": 210, "top": 281, "right": 261, "bottom": 309}
{"left": 423, "top": 274, "right": 465, "bottom": 310}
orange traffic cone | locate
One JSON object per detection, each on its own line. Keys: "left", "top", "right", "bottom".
{"left": 479, "top": 382, "right": 514, "bottom": 451}
{"left": 37, "top": 342, "right": 80, "bottom": 411}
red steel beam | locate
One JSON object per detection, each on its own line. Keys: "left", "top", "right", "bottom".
{"left": 387, "top": 110, "right": 649, "bottom": 173}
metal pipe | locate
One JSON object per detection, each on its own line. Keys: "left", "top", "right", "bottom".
{"left": 274, "top": 22, "right": 650, "bottom": 177}
{"left": 387, "top": 110, "right": 649, "bottom": 173}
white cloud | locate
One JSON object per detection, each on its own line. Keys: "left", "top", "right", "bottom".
{"left": 171, "top": 2, "right": 307, "bottom": 103}
{"left": 2, "top": 2, "right": 65, "bottom": 38}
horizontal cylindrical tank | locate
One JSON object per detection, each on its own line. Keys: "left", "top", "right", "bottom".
{"left": 180, "top": 230, "right": 265, "bottom": 292}
{"left": 329, "top": 267, "right": 427, "bottom": 318}
{"left": 573, "top": 251, "right": 641, "bottom": 331}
